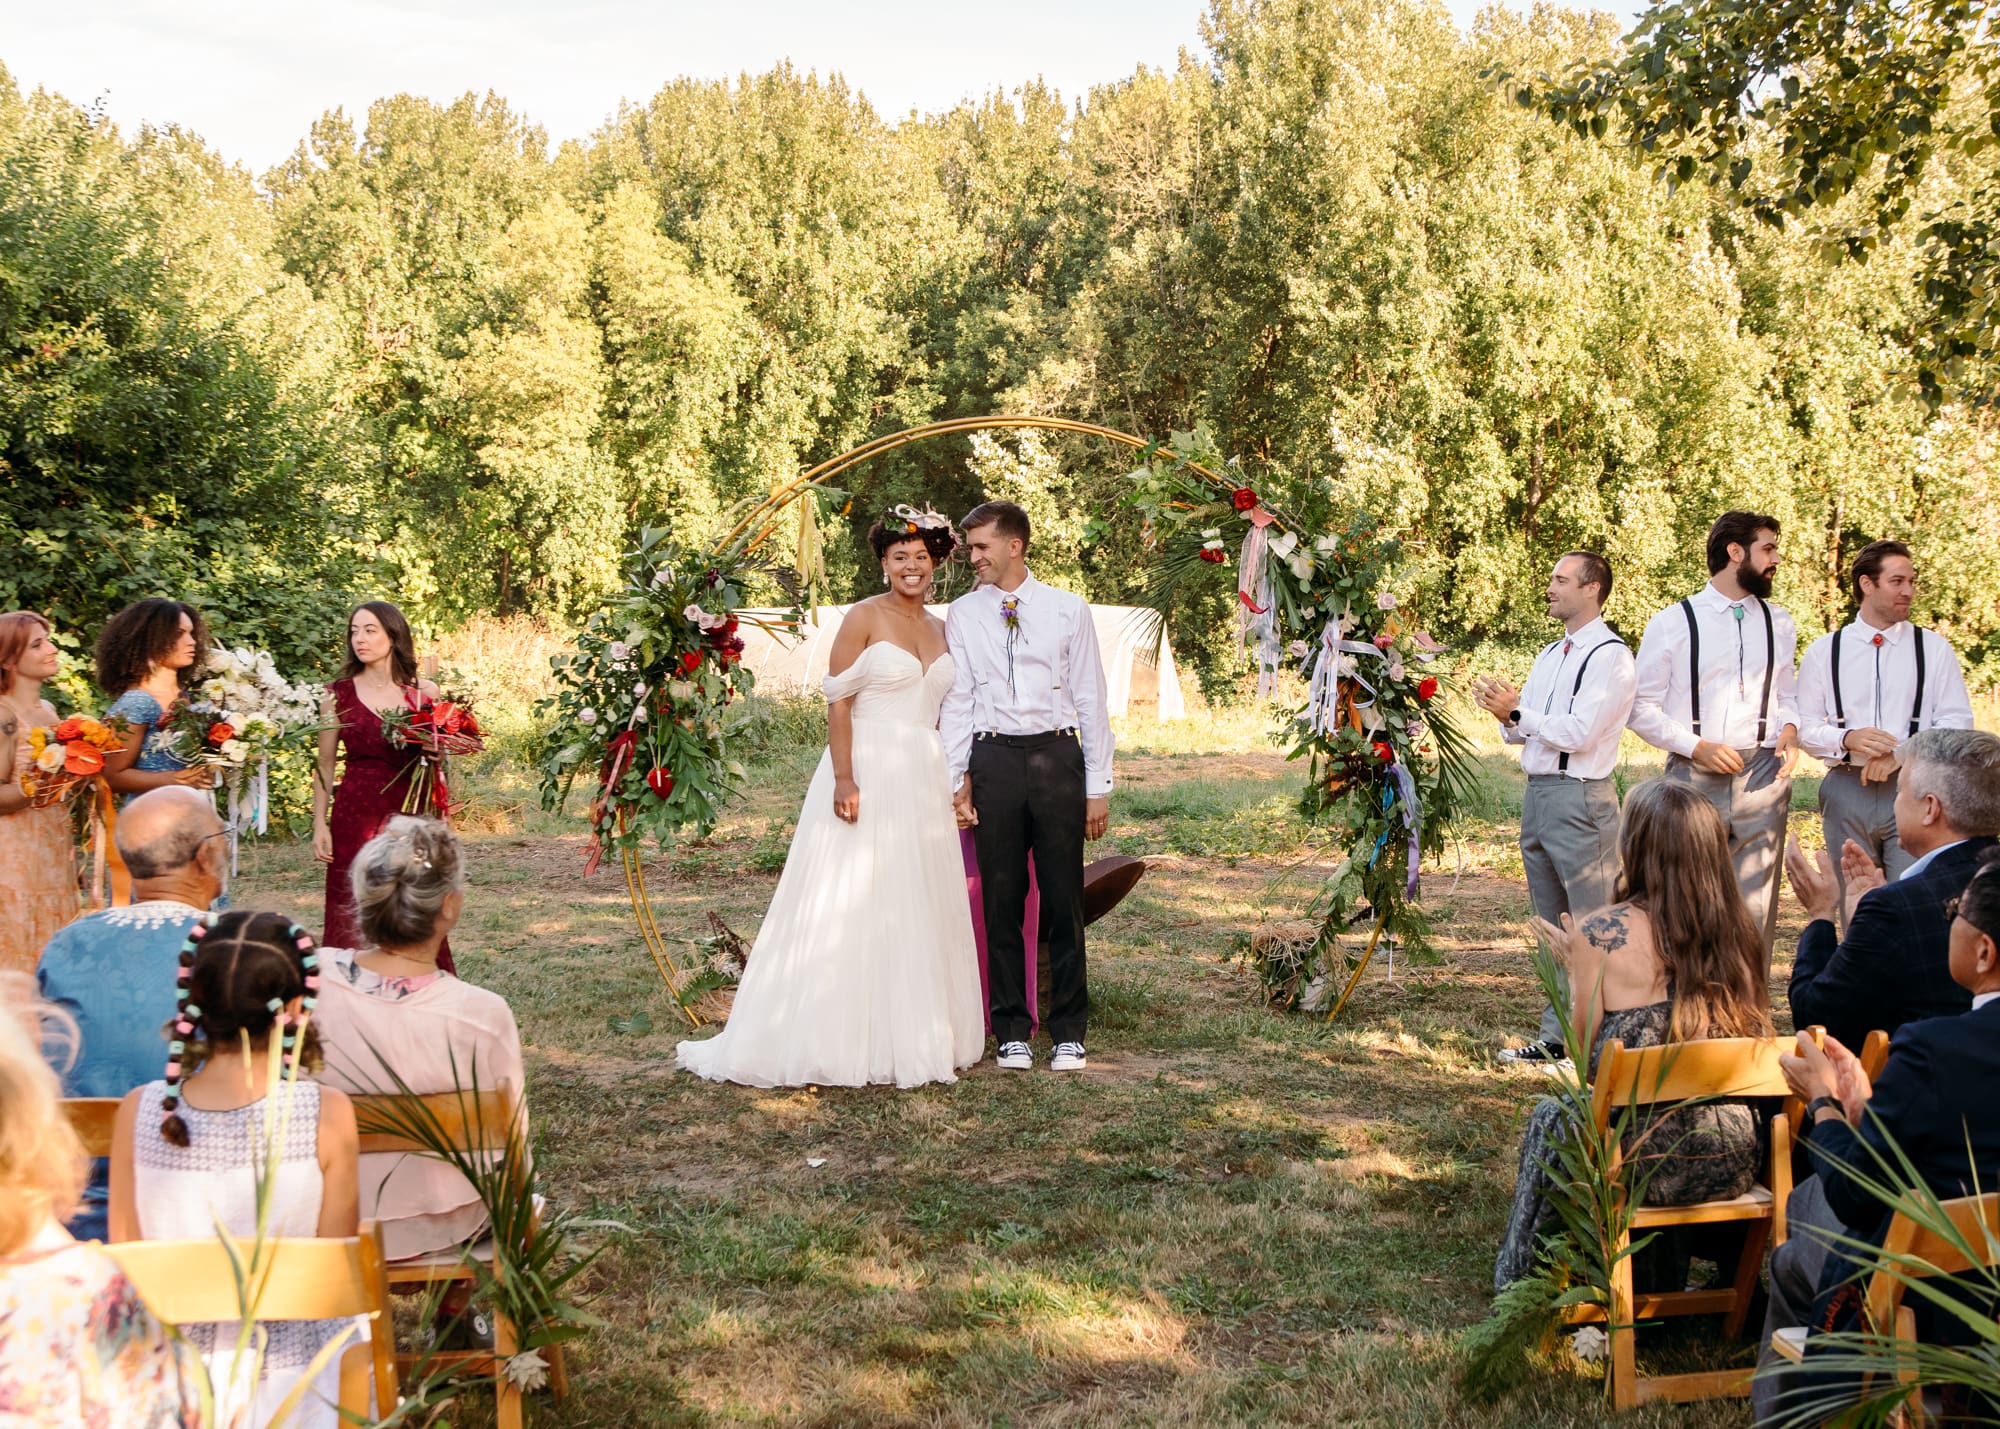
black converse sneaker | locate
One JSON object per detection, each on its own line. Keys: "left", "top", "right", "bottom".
{"left": 1049, "top": 1041, "right": 1087, "bottom": 1072}
{"left": 1496, "top": 1039, "right": 1570, "bottom": 1070}
{"left": 997, "top": 1040, "right": 1033, "bottom": 1070}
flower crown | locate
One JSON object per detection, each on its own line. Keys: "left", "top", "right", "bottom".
{"left": 886, "top": 503, "right": 960, "bottom": 542}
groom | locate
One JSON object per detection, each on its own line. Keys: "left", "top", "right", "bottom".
{"left": 941, "top": 500, "right": 1114, "bottom": 1072}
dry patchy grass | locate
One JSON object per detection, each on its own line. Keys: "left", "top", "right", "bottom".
{"left": 232, "top": 704, "right": 1803, "bottom": 1427}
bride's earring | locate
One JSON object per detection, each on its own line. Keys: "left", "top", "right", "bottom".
{"left": 883, "top": 572, "right": 889, "bottom": 586}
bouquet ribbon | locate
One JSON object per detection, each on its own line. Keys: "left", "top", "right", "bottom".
{"left": 89, "top": 778, "right": 131, "bottom": 907}
{"left": 584, "top": 730, "right": 642, "bottom": 876}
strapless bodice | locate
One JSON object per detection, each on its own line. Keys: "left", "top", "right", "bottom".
{"left": 822, "top": 642, "right": 955, "bottom": 729}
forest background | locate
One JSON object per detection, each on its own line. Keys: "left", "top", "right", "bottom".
{"left": 6, "top": 0, "right": 1997, "bottom": 697}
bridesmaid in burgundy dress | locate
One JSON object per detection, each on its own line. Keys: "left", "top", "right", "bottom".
{"left": 312, "top": 601, "right": 455, "bottom": 972}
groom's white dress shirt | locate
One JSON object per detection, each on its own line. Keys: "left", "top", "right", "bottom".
{"left": 941, "top": 572, "right": 1115, "bottom": 798}
{"left": 1629, "top": 582, "right": 1801, "bottom": 756}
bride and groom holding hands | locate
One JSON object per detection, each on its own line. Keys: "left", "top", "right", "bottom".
{"left": 676, "top": 500, "right": 1116, "bottom": 1088}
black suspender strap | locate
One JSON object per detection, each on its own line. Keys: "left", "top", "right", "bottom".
{"left": 1910, "top": 627, "right": 1928, "bottom": 737}
{"left": 1680, "top": 598, "right": 1701, "bottom": 736}
{"left": 1756, "top": 597, "right": 1775, "bottom": 746}
{"left": 1556, "top": 639, "right": 1629, "bottom": 772}
{"left": 1829, "top": 626, "right": 1846, "bottom": 730}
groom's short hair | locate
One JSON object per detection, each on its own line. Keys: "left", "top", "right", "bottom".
{"left": 962, "top": 500, "right": 1031, "bottom": 551}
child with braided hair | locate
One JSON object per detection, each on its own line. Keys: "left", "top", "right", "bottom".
{"left": 107, "top": 911, "right": 360, "bottom": 1429}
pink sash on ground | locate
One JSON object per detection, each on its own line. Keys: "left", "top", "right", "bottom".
{"left": 960, "top": 828, "right": 1039, "bottom": 1034}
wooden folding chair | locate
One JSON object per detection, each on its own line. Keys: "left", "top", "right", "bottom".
{"left": 62, "top": 1096, "right": 121, "bottom": 1157}
{"left": 1568, "top": 1035, "right": 1798, "bottom": 1408}
{"left": 352, "top": 1089, "right": 568, "bottom": 1429}
{"left": 1771, "top": 1192, "right": 2000, "bottom": 1427}
{"left": 108, "top": 1222, "right": 400, "bottom": 1421}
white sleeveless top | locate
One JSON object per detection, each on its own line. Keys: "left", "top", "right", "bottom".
{"left": 131, "top": 1079, "right": 352, "bottom": 1428}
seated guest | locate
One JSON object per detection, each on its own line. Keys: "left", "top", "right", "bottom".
{"left": 109, "top": 911, "right": 359, "bottom": 1429}
{"left": 312, "top": 816, "right": 524, "bottom": 1261}
{"left": 34, "top": 786, "right": 224, "bottom": 1239}
{"left": 1755, "top": 850, "right": 2000, "bottom": 1425}
{"left": 0, "top": 975, "right": 198, "bottom": 1423}
{"left": 1784, "top": 727, "right": 2000, "bottom": 1051}
{"left": 1495, "top": 779, "right": 1772, "bottom": 1291}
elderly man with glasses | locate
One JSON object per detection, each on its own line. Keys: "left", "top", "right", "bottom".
{"left": 35, "top": 785, "right": 228, "bottom": 1240}
{"left": 1754, "top": 845, "right": 2000, "bottom": 1424}
{"left": 1783, "top": 727, "right": 2000, "bottom": 1052}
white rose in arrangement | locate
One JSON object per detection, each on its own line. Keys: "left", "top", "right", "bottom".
{"left": 608, "top": 641, "right": 631, "bottom": 665}
{"left": 1286, "top": 640, "right": 1310, "bottom": 659}
{"left": 219, "top": 738, "right": 249, "bottom": 763}
{"left": 683, "top": 604, "right": 709, "bottom": 625}
{"left": 1375, "top": 591, "right": 1397, "bottom": 611}
{"left": 578, "top": 708, "right": 598, "bottom": 726}
{"left": 35, "top": 744, "right": 65, "bottom": 773}
{"left": 632, "top": 681, "right": 648, "bottom": 697}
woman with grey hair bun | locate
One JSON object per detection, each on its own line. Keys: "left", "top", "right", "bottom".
{"left": 311, "top": 816, "right": 525, "bottom": 1265}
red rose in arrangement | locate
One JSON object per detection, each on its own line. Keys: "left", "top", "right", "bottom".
{"left": 207, "top": 722, "right": 237, "bottom": 745}
{"left": 1417, "top": 677, "right": 1438, "bottom": 703}
{"left": 1198, "top": 548, "right": 1228, "bottom": 564}
{"left": 679, "top": 650, "right": 703, "bottom": 674}
{"left": 1372, "top": 741, "right": 1393, "bottom": 763}
{"left": 646, "top": 768, "right": 675, "bottom": 799}
{"left": 52, "top": 717, "right": 85, "bottom": 743}
{"left": 1231, "top": 487, "right": 1259, "bottom": 512}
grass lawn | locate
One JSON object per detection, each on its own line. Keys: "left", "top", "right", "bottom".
{"left": 232, "top": 706, "right": 1817, "bottom": 1427}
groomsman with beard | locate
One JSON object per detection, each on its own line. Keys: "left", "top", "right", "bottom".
{"left": 1628, "top": 510, "right": 1803, "bottom": 974}
{"left": 1472, "top": 552, "right": 1637, "bottom": 1069}
{"left": 1794, "top": 540, "right": 1974, "bottom": 912}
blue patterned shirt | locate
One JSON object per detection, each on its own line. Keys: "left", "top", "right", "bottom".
{"left": 37, "top": 899, "right": 205, "bottom": 1238}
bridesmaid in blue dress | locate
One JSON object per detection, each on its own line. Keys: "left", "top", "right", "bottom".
{"left": 95, "top": 600, "right": 215, "bottom": 798}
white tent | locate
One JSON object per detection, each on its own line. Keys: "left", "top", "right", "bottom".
{"left": 735, "top": 603, "right": 1186, "bottom": 720}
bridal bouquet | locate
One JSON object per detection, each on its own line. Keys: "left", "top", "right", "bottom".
{"left": 18, "top": 715, "right": 128, "bottom": 808}
{"left": 381, "top": 690, "right": 485, "bottom": 816}
{"left": 167, "top": 647, "right": 329, "bottom": 772}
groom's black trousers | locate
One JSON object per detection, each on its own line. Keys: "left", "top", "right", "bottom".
{"left": 969, "top": 730, "right": 1088, "bottom": 1045}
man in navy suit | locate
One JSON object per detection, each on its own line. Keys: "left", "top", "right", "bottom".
{"left": 1783, "top": 727, "right": 2000, "bottom": 1051}
{"left": 1753, "top": 847, "right": 2000, "bottom": 1424}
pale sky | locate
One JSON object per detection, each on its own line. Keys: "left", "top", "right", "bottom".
{"left": 4, "top": 0, "right": 1634, "bottom": 176}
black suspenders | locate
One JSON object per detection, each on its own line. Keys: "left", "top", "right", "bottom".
{"left": 1829, "top": 625, "right": 1929, "bottom": 746}
{"left": 1910, "top": 628, "right": 1928, "bottom": 736}
{"left": 1680, "top": 599, "right": 1702, "bottom": 734}
{"left": 1555, "top": 639, "right": 1629, "bottom": 772}
{"left": 1680, "top": 596, "right": 1773, "bottom": 745}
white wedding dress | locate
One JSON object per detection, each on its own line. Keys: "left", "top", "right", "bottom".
{"left": 675, "top": 641, "right": 987, "bottom": 1087}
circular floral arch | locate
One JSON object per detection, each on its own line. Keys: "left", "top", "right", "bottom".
{"left": 536, "top": 417, "right": 1472, "bottom": 1025}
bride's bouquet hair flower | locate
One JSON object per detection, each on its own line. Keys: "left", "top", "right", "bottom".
{"left": 867, "top": 503, "right": 959, "bottom": 562}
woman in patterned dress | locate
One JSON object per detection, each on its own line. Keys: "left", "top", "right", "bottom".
{"left": 96, "top": 599, "right": 215, "bottom": 799}
{"left": 0, "top": 612, "right": 80, "bottom": 974}
{"left": 1494, "top": 779, "right": 1773, "bottom": 1291}
{"left": 0, "top": 974, "right": 199, "bottom": 1425}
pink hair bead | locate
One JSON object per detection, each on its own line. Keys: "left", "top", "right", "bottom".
{"left": 164, "top": 1062, "right": 181, "bottom": 1078}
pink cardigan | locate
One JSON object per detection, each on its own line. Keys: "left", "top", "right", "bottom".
{"left": 312, "top": 950, "right": 526, "bottom": 1260}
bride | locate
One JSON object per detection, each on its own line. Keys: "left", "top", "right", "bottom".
{"left": 675, "top": 510, "right": 986, "bottom": 1087}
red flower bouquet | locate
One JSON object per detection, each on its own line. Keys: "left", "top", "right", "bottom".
{"left": 382, "top": 690, "right": 486, "bottom": 816}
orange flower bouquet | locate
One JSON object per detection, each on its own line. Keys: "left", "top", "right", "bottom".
{"left": 19, "top": 716, "right": 128, "bottom": 808}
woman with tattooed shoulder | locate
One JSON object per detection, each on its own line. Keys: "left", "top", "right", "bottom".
{"left": 1494, "top": 778, "right": 1771, "bottom": 1290}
